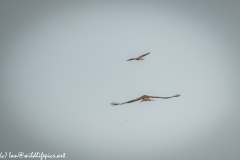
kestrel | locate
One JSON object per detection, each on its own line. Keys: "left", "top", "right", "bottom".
{"left": 111, "top": 94, "right": 180, "bottom": 105}
{"left": 127, "top": 52, "right": 150, "bottom": 61}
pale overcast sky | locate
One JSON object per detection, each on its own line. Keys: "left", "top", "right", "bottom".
{"left": 0, "top": 1, "right": 240, "bottom": 160}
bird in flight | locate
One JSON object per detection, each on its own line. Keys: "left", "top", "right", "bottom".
{"left": 111, "top": 94, "right": 180, "bottom": 105}
{"left": 127, "top": 52, "right": 150, "bottom": 61}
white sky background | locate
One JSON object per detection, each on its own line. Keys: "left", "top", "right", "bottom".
{"left": 1, "top": 1, "right": 240, "bottom": 160}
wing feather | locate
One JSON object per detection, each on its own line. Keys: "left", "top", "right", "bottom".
{"left": 139, "top": 52, "right": 150, "bottom": 58}
{"left": 149, "top": 94, "right": 181, "bottom": 99}
{"left": 127, "top": 58, "right": 135, "bottom": 61}
{"left": 111, "top": 97, "right": 142, "bottom": 105}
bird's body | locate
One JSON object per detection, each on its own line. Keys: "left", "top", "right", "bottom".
{"left": 127, "top": 52, "right": 150, "bottom": 61}
{"left": 111, "top": 94, "right": 180, "bottom": 105}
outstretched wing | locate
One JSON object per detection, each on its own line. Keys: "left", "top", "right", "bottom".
{"left": 111, "top": 97, "right": 142, "bottom": 105}
{"left": 139, "top": 52, "right": 150, "bottom": 58}
{"left": 149, "top": 94, "right": 181, "bottom": 99}
{"left": 127, "top": 58, "right": 135, "bottom": 61}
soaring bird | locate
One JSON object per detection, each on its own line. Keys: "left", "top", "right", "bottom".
{"left": 111, "top": 94, "right": 180, "bottom": 105}
{"left": 127, "top": 52, "right": 150, "bottom": 61}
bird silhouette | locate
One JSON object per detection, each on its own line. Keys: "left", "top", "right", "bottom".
{"left": 111, "top": 94, "right": 180, "bottom": 105}
{"left": 127, "top": 52, "right": 150, "bottom": 61}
